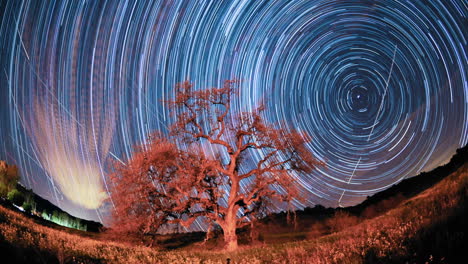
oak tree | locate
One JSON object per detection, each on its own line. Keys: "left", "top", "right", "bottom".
{"left": 109, "top": 80, "right": 321, "bottom": 251}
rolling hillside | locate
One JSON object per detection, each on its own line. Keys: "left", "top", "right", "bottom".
{"left": 0, "top": 145, "right": 466, "bottom": 263}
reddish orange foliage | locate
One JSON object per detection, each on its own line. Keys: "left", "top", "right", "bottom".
{"left": 109, "top": 80, "right": 322, "bottom": 251}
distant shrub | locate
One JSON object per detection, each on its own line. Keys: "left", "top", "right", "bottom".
{"left": 7, "top": 189, "right": 24, "bottom": 206}
{"left": 308, "top": 221, "right": 327, "bottom": 238}
{"left": 22, "top": 202, "right": 32, "bottom": 213}
{"left": 23, "top": 192, "right": 37, "bottom": 214}
{"left": 325, "top": 211, "right": 359, "bottom": 233}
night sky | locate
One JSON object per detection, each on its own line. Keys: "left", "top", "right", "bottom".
{"left": 0, "top": 0, "right": 466, "bottom": 225}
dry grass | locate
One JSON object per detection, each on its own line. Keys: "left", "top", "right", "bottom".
{"left": 1, "top": 164, "right": 466, "bottom": 263}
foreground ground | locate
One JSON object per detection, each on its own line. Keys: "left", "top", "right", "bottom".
{"left": 0, "top": 161, "right": 467, "bottom": 263}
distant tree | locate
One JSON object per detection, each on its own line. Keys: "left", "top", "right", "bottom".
{"left": 22, "top": 202, "right": 32, "bottom": 213}
{"left": 7, "top": 189, "right": 24, "bottom": 206}
{"left": 0, "top": 161, "right": 20, "bottom": 197}
{"left": 42, "top": 210, "right": 52, "bottom": 221}
{"left": 23, "top": 190, "right": 37, "bottom": 214}
{"left": 109, "top": 80, "right": 322, "bottom": 251}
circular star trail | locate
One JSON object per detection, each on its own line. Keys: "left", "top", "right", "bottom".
{"left": 0, "top": 0, "right": 466, "bottom": 224}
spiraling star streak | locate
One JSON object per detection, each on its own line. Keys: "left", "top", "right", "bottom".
{"left": 0, "top": 0, "right": 466, "bottom": 224}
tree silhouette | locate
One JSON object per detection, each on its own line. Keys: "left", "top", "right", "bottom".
{"left": 0, "top": 160, "right": 19, "bottom": 197}
{"left": 109, "top": 80, "right": 322, "bottom": 251}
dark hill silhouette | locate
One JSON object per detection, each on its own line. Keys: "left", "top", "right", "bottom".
{"left": 300, "top": 144, "right": 467, "bottom": 216}
{"left": 347, "top": 144, "right": 467, "bottom": 214}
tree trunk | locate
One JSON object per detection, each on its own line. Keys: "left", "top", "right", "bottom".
{"left": 224, "top": 169, "right": 240, "bottom": 251}
{"left": 223, "top": 216, "right": 238, "bottom": 251}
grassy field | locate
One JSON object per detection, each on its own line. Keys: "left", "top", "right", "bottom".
{"left": 1, "top": 162, "right": 467, "bottom": 263}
